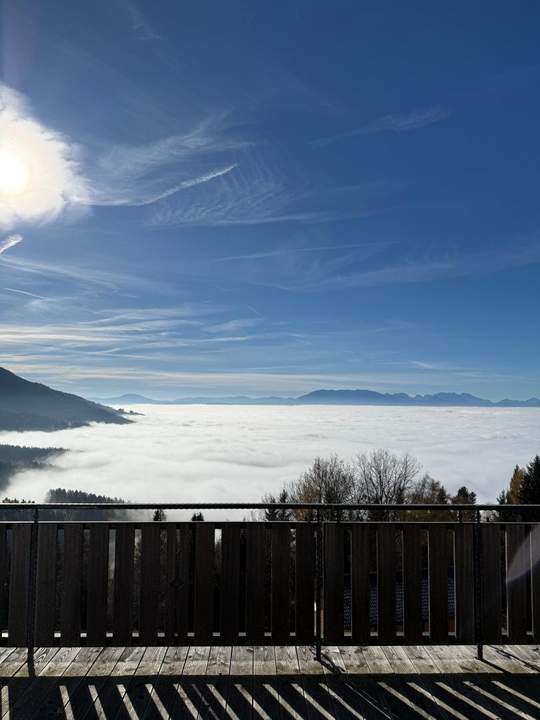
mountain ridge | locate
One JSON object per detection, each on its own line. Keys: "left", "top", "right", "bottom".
{"left": 92, "top": 388, "right": 540, "bottom": 408}
{"left": 0, "top": 367, "right": 131, "bottom": 431}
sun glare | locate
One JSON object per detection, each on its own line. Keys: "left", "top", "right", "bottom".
{"left": 0, "top": 148, "right": 30, "bottom": 195}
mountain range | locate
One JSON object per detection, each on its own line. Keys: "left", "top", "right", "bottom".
{"left": 94, "top": 388, "right": 540, "bottom": 408}
{"left": 0, "top": 367, "right": 130, "bottom": 431}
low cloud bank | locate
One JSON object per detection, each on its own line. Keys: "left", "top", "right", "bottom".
{"left": 0, "top": 405, "right": 538, "bottom": 509}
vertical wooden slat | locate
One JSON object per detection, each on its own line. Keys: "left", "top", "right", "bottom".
{"left": 176, "top": 525, "right": 191, "bottom": 644}
{"left": 351, "top": 524, "right": 371, "bottom": 644}
{"left": 8, "top": 524, "right": 31, "bottom": 645}
{"left": 0, "top": 526, "right": 9, "bottom": 635}
{"left": 221, "top": 524, "right": 241, "bottom": 643}
{"left": 429, "top": 526, "right": 449, "bottom": 642}
{"left": 455, "top": 523, "right": 475, "bottom": 642}
{"left": 164, "top": 524, "right": 178, "bottom": 644}
{"left": 193, "top": 522, "right": 215, "bottom": 643}
{"left": 481, "top": 524, "right": 502, "bottom": 643}
{"left": 113, "top": 523, "right": 135, "bottom": 644}
{"left": 245, "top": 524, "right": 266, "bottom": 644}
{"left": 61, "top": 524, "right": 83, "bottom": 645}
{"left": 35, "top": 524, "right": 57, "bottom": 645}
{"left": 506, "top": 524, "right": 529, "bottom": 643}
{"left": 324, "top": 523, "right": 344, "bottom": 643}
{"left": 377, "top": 524, "right": 396, "bottom": 644}
{"left": 532, "top": 525, "right": 540, "bottom": 643}
{"left": 271, "top": 524, "right": 291, "bottom": 645}
{"left": 295, "top": 523, "right": 315, "bottom": 644}
{"left": 86, "top": 524, "right": 109, "bottom": 645}
{"left": 139, "top": 523, "right": 161, "bottom": 645}
{"left": 403, "top": 524, "right": 423, "bottom": 643}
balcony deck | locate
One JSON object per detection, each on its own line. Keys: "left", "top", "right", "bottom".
{"left": 1, "top": 644, "right": 540, "bottom": 719}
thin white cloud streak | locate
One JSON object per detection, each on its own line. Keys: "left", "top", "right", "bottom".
{"left": 0, "top": 234, "right": 22, "bottom": 254}
{"left": 3, "top": 286, "right": 47, "bottom": 299}
{"left": 148, "top": 156, "right": 383, "bottom": 227}
{"left": 205, "top": 318, "right": 260, "bottom": 334}
{"left": 315, "top": 106, "right": 449, "bottom": 146}
{"left": 0, "top": 85, "right": 89, "bottom": 232}
{"left": 215, "top": 242, "right": 385, "bottom": 262}
{"left": 251, "top": 242, "right": 540, "bottom": 292}
{"left": 96, "top": 164, "right": 237, "bottom": 207}
{"left": 123, "top": 0, "right": 161, "bottom": 40}
{"left": 2, "top": 406, "right": 538, "bottom": 505}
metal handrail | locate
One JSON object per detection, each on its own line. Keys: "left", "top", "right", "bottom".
{"left": 0, "top": 502, "right": 539, "bottom": 511}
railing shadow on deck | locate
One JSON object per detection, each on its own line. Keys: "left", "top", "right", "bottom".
{"left": 2, "top": 669, "right": 540, "bottom": 719}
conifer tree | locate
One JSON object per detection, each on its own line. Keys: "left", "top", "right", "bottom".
{"left": 519, "top": 455, "right": 540, "bottom": 520}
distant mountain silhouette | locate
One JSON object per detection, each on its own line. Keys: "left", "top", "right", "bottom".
{"left": 298, "top": 389, "right": 540, "bottom": 406}
{"left": 93, "top": 393, "right": 292, "bottom": 405}
{"left": 0, "top": 367, "right": 131, "bottom": 431}
{"left": 93, "top": 387, "right": 540, "bottom": 408}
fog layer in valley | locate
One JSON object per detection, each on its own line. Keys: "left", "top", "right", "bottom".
{"left": 1, "top": 405, "right": 539, "bottom": 506}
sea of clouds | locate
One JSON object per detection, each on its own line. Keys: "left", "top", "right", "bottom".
{"left": 1, "top": 405, "right": 539, "bottom": 511}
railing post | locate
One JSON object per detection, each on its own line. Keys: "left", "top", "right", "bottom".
{"left": 473, "top": 507, "right": 483, "bottom": 661}
{"left": 315, "top": 507, "right": 323, "bottom": 662}
{"left": 26, "top": 505, "right": 39, "bottom": 668}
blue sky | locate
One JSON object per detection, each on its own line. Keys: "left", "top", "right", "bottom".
{"left": 1, "top": 0, "right": 539, "bottom": 399}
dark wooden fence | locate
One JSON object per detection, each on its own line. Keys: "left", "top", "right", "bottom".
{"left": 0, "top": 504, "right": 539, "bottom": 656}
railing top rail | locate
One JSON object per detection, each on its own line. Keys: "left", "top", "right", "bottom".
{"left": 0, "top": 501, "right": 539, "bottom": 511}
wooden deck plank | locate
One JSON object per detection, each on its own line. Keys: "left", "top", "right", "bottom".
{"left": 337, "top": 646, "right": 370, "bottom": 674}
{"left": 230, "top": 645, "right": 254, "bottom": 675}
{"left": 143, "top": 647, "right": 189, "bottom": 720}
{"left": 402, "top": 645, "right": 440, "bottom": 674}
{"left": 296, "top": 645, "right": 323, "bottom": 675}
{"left": 114, "top": 646, "right": 167, "bottom": 720}
{"left": 382, "top": 645, "right": 416, "bottom": 674}
{"left": 361, "top": 645, "right": 393, "bottom": 674}
{"left": 207, "top": 645, "right": 232, "bottom": 676}
{"left": 182, "top": 645, "right": 210, "bottom": 676}
{"left": 84, "top": 646, "right": 145, "bottom": 720}
{"left": 0, "top": 647, "right": 28, "bottom": 678}
{"left": 6, "top": 647, "right": 78, "bottom": 720}
{"left": 254, "top": 645, "right": 276, "bottom": 675}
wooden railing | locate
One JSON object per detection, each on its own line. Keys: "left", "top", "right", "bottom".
{"left": 0, "top": 504, "right": 539, "bottom": 661}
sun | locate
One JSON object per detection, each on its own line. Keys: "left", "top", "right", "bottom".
{"left": 0, "top": 148, "right": 30, "bottom": 195}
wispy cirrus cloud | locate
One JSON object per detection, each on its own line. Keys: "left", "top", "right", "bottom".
{"left": 1, "top": 83, "right": 251, "bottom": 234}
{"left": 315, "top": 106, "right": 449, "bottom": 146}
{"left": 149, "top": 155, "right": 390, "bottom": 227}
{"left": 0, "top": 234, "right": 22, "bottom": 255}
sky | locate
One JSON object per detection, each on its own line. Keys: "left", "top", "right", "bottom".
{"left": 1, "top": 0, "right": 539, "bottom": 400}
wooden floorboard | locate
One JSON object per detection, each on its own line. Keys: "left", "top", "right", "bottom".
{"left": 1, "top": 645, "right": 540, "bottom": 720}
